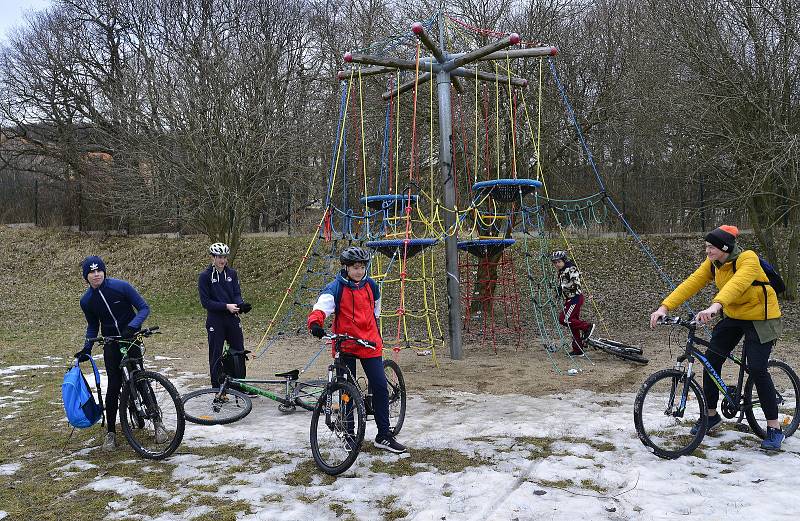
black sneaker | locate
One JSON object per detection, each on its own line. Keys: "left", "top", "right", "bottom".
{"left": 690, "top": 413, "right": 722, "bottom": 435}
{"left": 374, "top": 434, "right": 407, "bottom": 454}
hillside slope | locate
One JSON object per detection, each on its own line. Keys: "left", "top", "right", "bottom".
{"left": 1, "top": 226, "right": 797, "bottom": 347}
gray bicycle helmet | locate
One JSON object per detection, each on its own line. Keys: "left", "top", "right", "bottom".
{"left": 550, "top": 250, "right": 568, "bottom": 262}
{"left": 340, "top": 246, "right": 370, "bottom": 266}
{"left": 209, "top": 242, "right": 230, "bottom": 256}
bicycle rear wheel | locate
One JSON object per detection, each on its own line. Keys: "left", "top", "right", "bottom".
{"left": 744, "top": 359, "right": 800, "bottom": 439}
{"left": 589, "top": 338, "right": 649, "bottom": 364}
{"left": 294, "top": 379, "right": 327, "bottom": 411}
{"left": 182, "top": 388, "right": 253, "bottom": 425}
{"left": 383, "top": 359, "right": 406, "bottom": 436}
{"left": 310, "top": 381, "right": 366, "bottom": 476}
{"left": 120, "top": 370, "right": 185, "bottom": 460}
{"left": 633, "top": 369, "right": 707, "bottom": 459}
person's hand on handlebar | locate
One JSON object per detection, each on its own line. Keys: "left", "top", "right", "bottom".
{"left": 310, "top": 323, "right": 326, "bottom": 339}
{"left": 695, "top": 303, "right": 722, "bottom": 324}
{"left": 650, "top": 305, "right": 668, "bottom": 329}
{"left": 74, "top": 345, "right": 92, "bottom": 362}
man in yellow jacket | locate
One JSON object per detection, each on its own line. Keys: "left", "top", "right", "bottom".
{"left": 650, "top": 225, "right": 784, "bottom": 450}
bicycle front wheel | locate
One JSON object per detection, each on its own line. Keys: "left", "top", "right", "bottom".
{"left": 310, "top": 381, "right": 366, "bottom": 476}
{"left": 182, "top": 388, "right": 253, "bottom": 425}
{"left": 384, "top": 359, "right": 406, "bottom": 436}
{"left": 119, "top": 370, "right": 185, "bottom": 460}
{"left": 633, "top": 369, "right": 707, "bottom": 459}
{"left": 294, "top": 379, "right": 327, "bottom": 411}
{"left": 744, "top": 359, "right": 800, "bottom": 439}
{"left": 589, "top": 338, "right": 649, "bottom": 364}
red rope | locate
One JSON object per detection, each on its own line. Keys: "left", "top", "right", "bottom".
{"left": 445, "top": 14, "right": 546, "bottom": 47}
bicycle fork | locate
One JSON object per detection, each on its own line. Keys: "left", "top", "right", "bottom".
{"left": 668, "top": 361, "right": 695, "bottom": 418}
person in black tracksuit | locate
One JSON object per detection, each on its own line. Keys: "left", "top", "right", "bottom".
{"left": 198, "top": 242, "right": 250, "bottom": 387}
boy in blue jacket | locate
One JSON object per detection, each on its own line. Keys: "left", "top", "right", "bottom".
{"left": 75, "top": 255, "right": 153, "bottom": 451}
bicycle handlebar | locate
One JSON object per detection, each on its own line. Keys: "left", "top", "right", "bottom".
{"left": 323, "top": 333, "right": 376, "bottom": 349}
{"left": 656, "top": 316, "right": 696, "bottom": 328}
{"left": 87, "top": 326, "right": 160, "bottom": 344}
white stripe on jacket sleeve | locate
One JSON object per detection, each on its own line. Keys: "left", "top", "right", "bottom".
{"left": 312, "top": 293, "right": 336, "bottom": 317}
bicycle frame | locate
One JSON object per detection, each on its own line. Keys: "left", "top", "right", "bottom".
{"left": 215, "top": 343, "right": 327, "bottom": 408}
{"left": 668, "top": 318, "right": 750, "bottom": 417}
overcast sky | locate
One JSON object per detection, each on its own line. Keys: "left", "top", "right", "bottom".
{"left": 0, "top": 0, "right": 53, "bottom": 43}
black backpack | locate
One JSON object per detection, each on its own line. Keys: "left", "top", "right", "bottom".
{"left": 222, "top": 347, "right": 250, "bottom": 379}
{"left": 711, "top": 253, "right": 785, "bottom": 318}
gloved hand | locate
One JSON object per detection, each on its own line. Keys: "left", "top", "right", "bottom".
{"left": 310, "top": 323, "right": 326, "bottom": 339}
{"left": 121, "top": 326, "right": 139, "bottom": 339}
{"left": 74, "top": 346, "right": 92, "bottom": 362}
{"left": 238, "top": 302, "right": 252, "bottom": 314}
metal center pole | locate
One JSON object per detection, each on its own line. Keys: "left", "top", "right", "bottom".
{"left": 436, "top": 68, "right": 463, "bottom": 360}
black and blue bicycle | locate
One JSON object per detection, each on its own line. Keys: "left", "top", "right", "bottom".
{"left": 633, "top": 316, "right": 799, "bottom": 459}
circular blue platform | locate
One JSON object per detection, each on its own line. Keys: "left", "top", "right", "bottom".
{"left": 472, "top": 178, "right": 542, "bottom": 202}
{"left": 457, "top": 239, "right": 516, "bottom": 257}
{"left": 366, "top": 238, "right": 438, "bottom": 258}
{"left": 360, "top": 194, "right": 420, "bottom": 210}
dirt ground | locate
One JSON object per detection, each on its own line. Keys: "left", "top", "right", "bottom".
{"left": 171, "top": 327, "right": 800, "bottom": 397}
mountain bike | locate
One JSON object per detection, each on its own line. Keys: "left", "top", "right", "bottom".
{"left": 585, "top": 336, "right": 649, "bottom": 364}
{"left": 633, "top": 316, "right": 800, "bottom": 459}
{"left": 182, "top": 344, "right": 327, "bottom": 425}
{"left": 310, "top": 333, "right": 407, "bottom": 475}
{"left": 88, "top": 327, "right": 185, "bottom": 459}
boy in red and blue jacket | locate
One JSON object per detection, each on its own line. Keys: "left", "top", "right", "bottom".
{"left": 307, "top": 246, "right": 406, "bottom": 454}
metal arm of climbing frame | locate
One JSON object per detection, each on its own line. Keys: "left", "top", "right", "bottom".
{"left": 446, "top": 33, "right": 521, "bottom": 72}
{"left": 337, "top": 66, "right": 394, "bottom": 80}
{"left": 411, "top": 22, "right": 464, "bottom": 94}
{"left": 450, "top": 67, "right": 528, "bottom": 87}
{"left": 381, "top": 72, "right": 433, "bottom": 100}
{"left": 344, "top": 52, "right": 427, "bottom": 72}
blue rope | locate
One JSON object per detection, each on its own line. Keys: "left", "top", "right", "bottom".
{"left": 548, "top": 58, "right": 691, "bottom": 313}
{"left": 325, "top": 84, "right": 348, "bottom": 209}
{"left": 378, "top": 95, "right": 393, "bottom": 195}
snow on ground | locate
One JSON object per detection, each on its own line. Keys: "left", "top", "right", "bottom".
{"left": 2, "top": 363, "right": 797, "bottom": 520}
{"left": 102, "top": 385, "right": 799, "bottom": 520}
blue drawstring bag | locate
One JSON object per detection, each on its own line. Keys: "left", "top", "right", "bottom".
{"left": 62, "top": 357, "right": 105, "bottom": 429}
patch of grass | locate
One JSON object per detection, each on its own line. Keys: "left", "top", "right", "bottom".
{"left": 537, "top": 478, "right": 573, "bottom": 489}
{"left": 193, "top": 496, "right": 253, "bottom": 521}
{"left": 513, "top": 436, "right": 564, "bottom": 459}
{"left": 580, "top": 479, "right": 608, "bottom": 493}
{"left": 718, "top": 457, "right": 735, "bottom": 465}
{"left": 596, "top": 400, "right": 622, "bottom": 407}
{"left": 330, "top": 502, "right": 358, "bottom": 520}
{"left": 370, "top": 448, "right": 489, "bottom": 476}
{"left": 716, "top": 438, "right": 751, "bottom": 451}
{"left": 564, "top": 437, "right": 615, "bottom": 452}
{"left": 720, "top": 469, "right": 735, "bottom": 474}
{"left": 691, "top": 448, "right": 708, "bottom": 459}
{"left": 377, "top": 495, "right": 408, "bottom": 521}
{"left": 691, "top": 472, "right": 708, "bottom": 478}
{"left": 285, "top": 459, "right": 336, "bottom": 486}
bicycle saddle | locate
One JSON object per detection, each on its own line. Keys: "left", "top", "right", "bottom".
{"left": 274, "top": 369, "right": 299, "bottom": 380}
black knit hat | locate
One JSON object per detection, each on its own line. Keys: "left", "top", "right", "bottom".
{"left": 704, "top": 225, "right": 739, "bottom": 253}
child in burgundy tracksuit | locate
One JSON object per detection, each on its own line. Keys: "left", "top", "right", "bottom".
{"left": 551, "top": 250, "right": 595, "bottom": 355}
{"left": 307, "top": 246, "right": 406, "bottom": 454}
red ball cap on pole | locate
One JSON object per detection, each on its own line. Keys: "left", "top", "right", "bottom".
{"left": 344, "top": 52, "right": 353, "bottom": 63}
{"left": 509, "top": 33, "right": 520, "bottom": 44}
{"left": 412, "top": 22, "right": 424, "bottom": 34}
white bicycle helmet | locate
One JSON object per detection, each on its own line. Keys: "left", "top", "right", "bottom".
{"left": 209, "top": 242, "right": 230, "bottom": 256}
{"left": 550, "top": 250, "right": 568, "bottom": 262}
